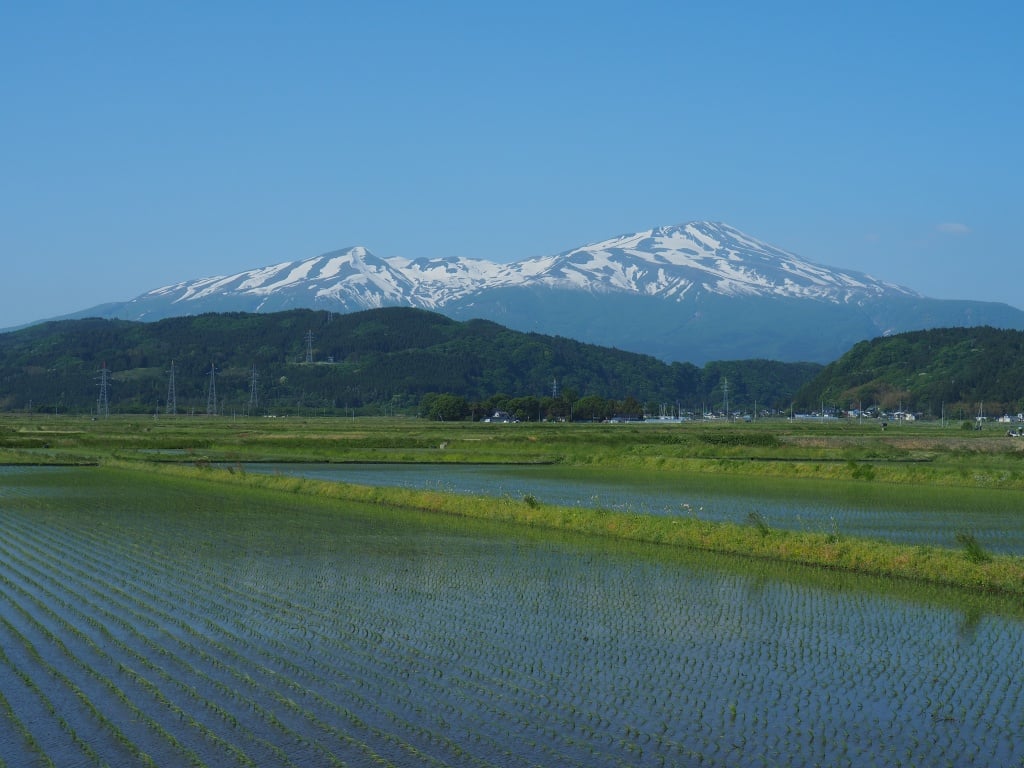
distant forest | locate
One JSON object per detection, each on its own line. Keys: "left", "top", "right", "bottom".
{"left": 0, "top": 308, "right": 820, "bottom": 418}
{"left": 796, "top": 326, "right": 1024, "bottom": 418}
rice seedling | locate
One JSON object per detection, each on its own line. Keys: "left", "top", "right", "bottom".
{"left": 4, "top": 460, "right": 1024, "bottom": 766}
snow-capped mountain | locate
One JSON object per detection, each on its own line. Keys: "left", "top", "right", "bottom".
{"left": 136, "top": 246, "right": 415, "bottom": 313}
{"left": 64, "top": 222, "right": 1024, "bottom": 364}
{"left": 121, "top": 222, "right": 914, "bottom": 315}
{"left": 494, "top": 222, "right": 915, "bottom": 301}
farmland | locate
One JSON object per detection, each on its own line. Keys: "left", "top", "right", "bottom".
{"left": 2, "top": 415, "right": 1024, "bottom": 765}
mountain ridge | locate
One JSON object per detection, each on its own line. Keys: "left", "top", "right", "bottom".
{"left": 124, "top": 222, "right": 918, "bottom": 313}
{"left": 0, "top": 307, "right": 821, "bottom": 416}
{"left": 53, "top": 221, "right": 1024, "bottom": 365}
{"left": 796, "top": 325, "right": 1024, "bottom": 416}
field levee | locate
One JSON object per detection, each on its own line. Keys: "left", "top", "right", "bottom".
{"left": 110, "top": 459, "right": 1024, "bottom": 598}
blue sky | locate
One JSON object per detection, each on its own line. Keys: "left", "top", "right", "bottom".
{"left": 2, "top": 1, "right": 1021, "bottom": 328}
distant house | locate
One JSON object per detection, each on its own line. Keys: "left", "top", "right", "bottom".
{"left": 483, "top": 410, "right": 516, "bottom": 423}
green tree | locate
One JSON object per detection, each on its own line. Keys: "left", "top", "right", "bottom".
{"left": 619, "top": 396, "right": 643, "bottom": 419}
{"left": 575, "top": 394, "right": 611, "bottom": 422}
{"left": 507, "top": 396, "right": 541, "bottom": 422}
{"left": 421, "top": 393, "right": 470, "bottom": 421}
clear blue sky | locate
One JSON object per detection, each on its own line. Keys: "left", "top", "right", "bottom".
{"left": 2, "top": 1, "right": 1021, "bottom": 328}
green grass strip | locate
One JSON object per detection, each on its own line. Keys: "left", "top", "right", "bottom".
{"left": 111, "top": 460, "right": 1024, "bottom": 598}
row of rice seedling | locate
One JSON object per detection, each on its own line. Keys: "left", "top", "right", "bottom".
{"left": 222, "top": 514, "right": 1024, "bottom": 765}
{"left": 85, "top": 488, "right": 633, "bottom": 766}
{"left": 0, "top": 532, "right": 241, "bottom": 766}
{"left": 122, "top": 531, "right": 602, "bottom": 767}
{"left": 6, "top": 483, "right": 536, "bottom": 765}
{"left": 0, "top": 512, "right": 405, "bottom": 767}
{"left": 0, "top": 627, "right": 64, "bottom": 768}
{"left": 0, "top": 507, "right": 978, "bottom": 768}
{"left": 325, "top": 536, "right": 1007, "bottom": 765}
{"left": 0, "top": 493, "right": 933, "bottom": 768}
{"left": 0, "top": 586, "right": 166, "bottom": 767}
{"left": 2, "top": 475, "right": 696, "bottom": 765}
{"left": 3, "top": 465, "right": 1024, "bottom": 766}
{"left": 0, "top": 529, "right": 320, "bottom": 767}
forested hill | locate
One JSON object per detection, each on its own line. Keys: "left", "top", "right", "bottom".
{"left": 0, "top": 308, "right": 820, "bottom": 416}
{"left": 796, "top": 326, "right": 1024, "bottom": 417}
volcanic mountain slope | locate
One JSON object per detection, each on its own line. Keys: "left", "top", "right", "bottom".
{"left": 63, "top": 222, "right": 1024, "bottom": 364}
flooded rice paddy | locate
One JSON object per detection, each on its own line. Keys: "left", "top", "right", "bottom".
{"left": 249, "top": 462, "right": 1024, "bottom": 555}
{"left": 1, "top": 465, "right": 1022, "bottom": 767}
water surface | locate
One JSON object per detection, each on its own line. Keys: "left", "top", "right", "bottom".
{"left": 247, "top": 462, "right": 1024, "bottom": 554}
{"left": 1, "top": 465, "right": 1022, "bottom": 767}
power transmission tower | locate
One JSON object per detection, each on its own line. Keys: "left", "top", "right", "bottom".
{"left": 552, "top": 377, "right": 559, "bottom": 398}
{"left": 305, "top": 330, "right": 314, "bottom": 363}
{"left": 206, "top": 362, "right": 217, "bottom": 416}
{"left": 248, "top": 364, "right": 259, "bottom": 414}
{"left": 166, "top": 360, "right": 177, "bottom": 415}
{"left": 722, "top": 376, "right": 729, "bottom": 420}
{"left": 97, "top": 362, "right": 110, "bottom": 418}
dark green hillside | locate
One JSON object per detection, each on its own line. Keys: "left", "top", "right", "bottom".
{"left": 796, "top": 326, "right": 1024, "bottom": 417}
{"left": 0, "top": 308, "right": 820, "bottom": 416}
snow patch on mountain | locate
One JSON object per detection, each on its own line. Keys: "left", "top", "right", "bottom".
{"left": 128, "top": 221, "right": 919, "bottom": 317}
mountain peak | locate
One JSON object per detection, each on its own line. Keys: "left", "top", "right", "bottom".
{"left": 524, "top": 220, "right": 915, "bottom": 303}
{"left": 57, "top": 219, "right": 1017, "bottom": 365}
{"left": 107, "top": 220, "right": 921, "bottom": 318}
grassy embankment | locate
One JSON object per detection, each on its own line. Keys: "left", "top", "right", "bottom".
{"left": 110, "top": 456, "right": 1024, "bottom": 598}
